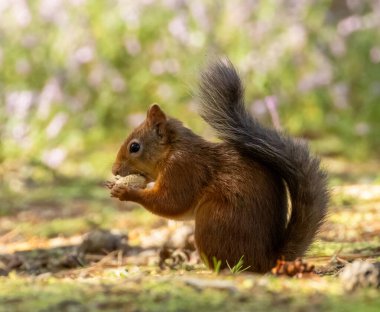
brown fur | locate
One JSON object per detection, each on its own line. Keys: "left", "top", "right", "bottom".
{"left": 109, "top": 61, "right": 328, "bottom": 273}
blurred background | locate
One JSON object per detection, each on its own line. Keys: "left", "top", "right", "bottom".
{"left": 1, "top": 3, "right": 380, "bottom": 309}
{"left": 1, "top": 0, "right": 380, "bottom": 217}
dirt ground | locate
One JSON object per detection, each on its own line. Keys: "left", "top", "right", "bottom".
{"left": 0, "top": 158, "right": 380, "bottom": 311}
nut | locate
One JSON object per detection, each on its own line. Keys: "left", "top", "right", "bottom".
{"left": 114, "top": 174, "right": 147, "bottom": 189}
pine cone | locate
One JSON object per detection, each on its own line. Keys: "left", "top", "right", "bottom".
{"left": 271, "top": 258, "right": 315, "bottom": 277}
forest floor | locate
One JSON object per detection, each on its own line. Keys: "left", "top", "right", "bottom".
{"left": 0, "top": 157, "right": 380, "bottom": 312}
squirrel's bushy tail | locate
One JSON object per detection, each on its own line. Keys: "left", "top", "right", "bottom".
{"left": 198, "top": 59, "right": 329, "bottom": 259}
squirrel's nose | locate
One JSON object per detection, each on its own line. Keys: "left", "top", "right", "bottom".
{"left": 112, "top": 163, "right": 129, "bottom": 176}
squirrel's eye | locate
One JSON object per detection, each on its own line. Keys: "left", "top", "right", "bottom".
{"left": 129, "top": 142, "right": 140, "bottom": 153}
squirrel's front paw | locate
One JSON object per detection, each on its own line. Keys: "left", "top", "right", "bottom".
{"left": 110, "top": 183, "right": 130, "bottom": 200}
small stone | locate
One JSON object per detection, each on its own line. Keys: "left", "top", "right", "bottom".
{"left": 340, "top": 260, "right": 380, "bottom": 291}
{"left": 78, "top": 229, "right": 127, "bottom": 255}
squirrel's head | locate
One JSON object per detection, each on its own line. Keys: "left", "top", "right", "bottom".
{"left": 112, "top": 104, "right": 175, "bottom": 182}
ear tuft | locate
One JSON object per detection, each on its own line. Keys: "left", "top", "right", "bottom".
{"left": 147, "top": 104, "right": 167, "bottom": 125}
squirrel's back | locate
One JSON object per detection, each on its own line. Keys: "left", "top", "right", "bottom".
{"left": 194, "top": 142, "right": 288, "bottom": 272}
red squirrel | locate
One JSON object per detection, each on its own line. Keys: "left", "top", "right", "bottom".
{"left": 106, "top": 60, "right": 329, "bottom": 273}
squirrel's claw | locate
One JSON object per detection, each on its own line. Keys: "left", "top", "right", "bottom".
{"left": 104, "top": 180, "right": 115, "bottom": 189}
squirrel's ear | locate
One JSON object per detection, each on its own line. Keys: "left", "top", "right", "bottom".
{"left": 147, "top": 104, "right": 167, "bottom": 139}
{"left": 147, "top": 104, "right": 166, "bottom": 123}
